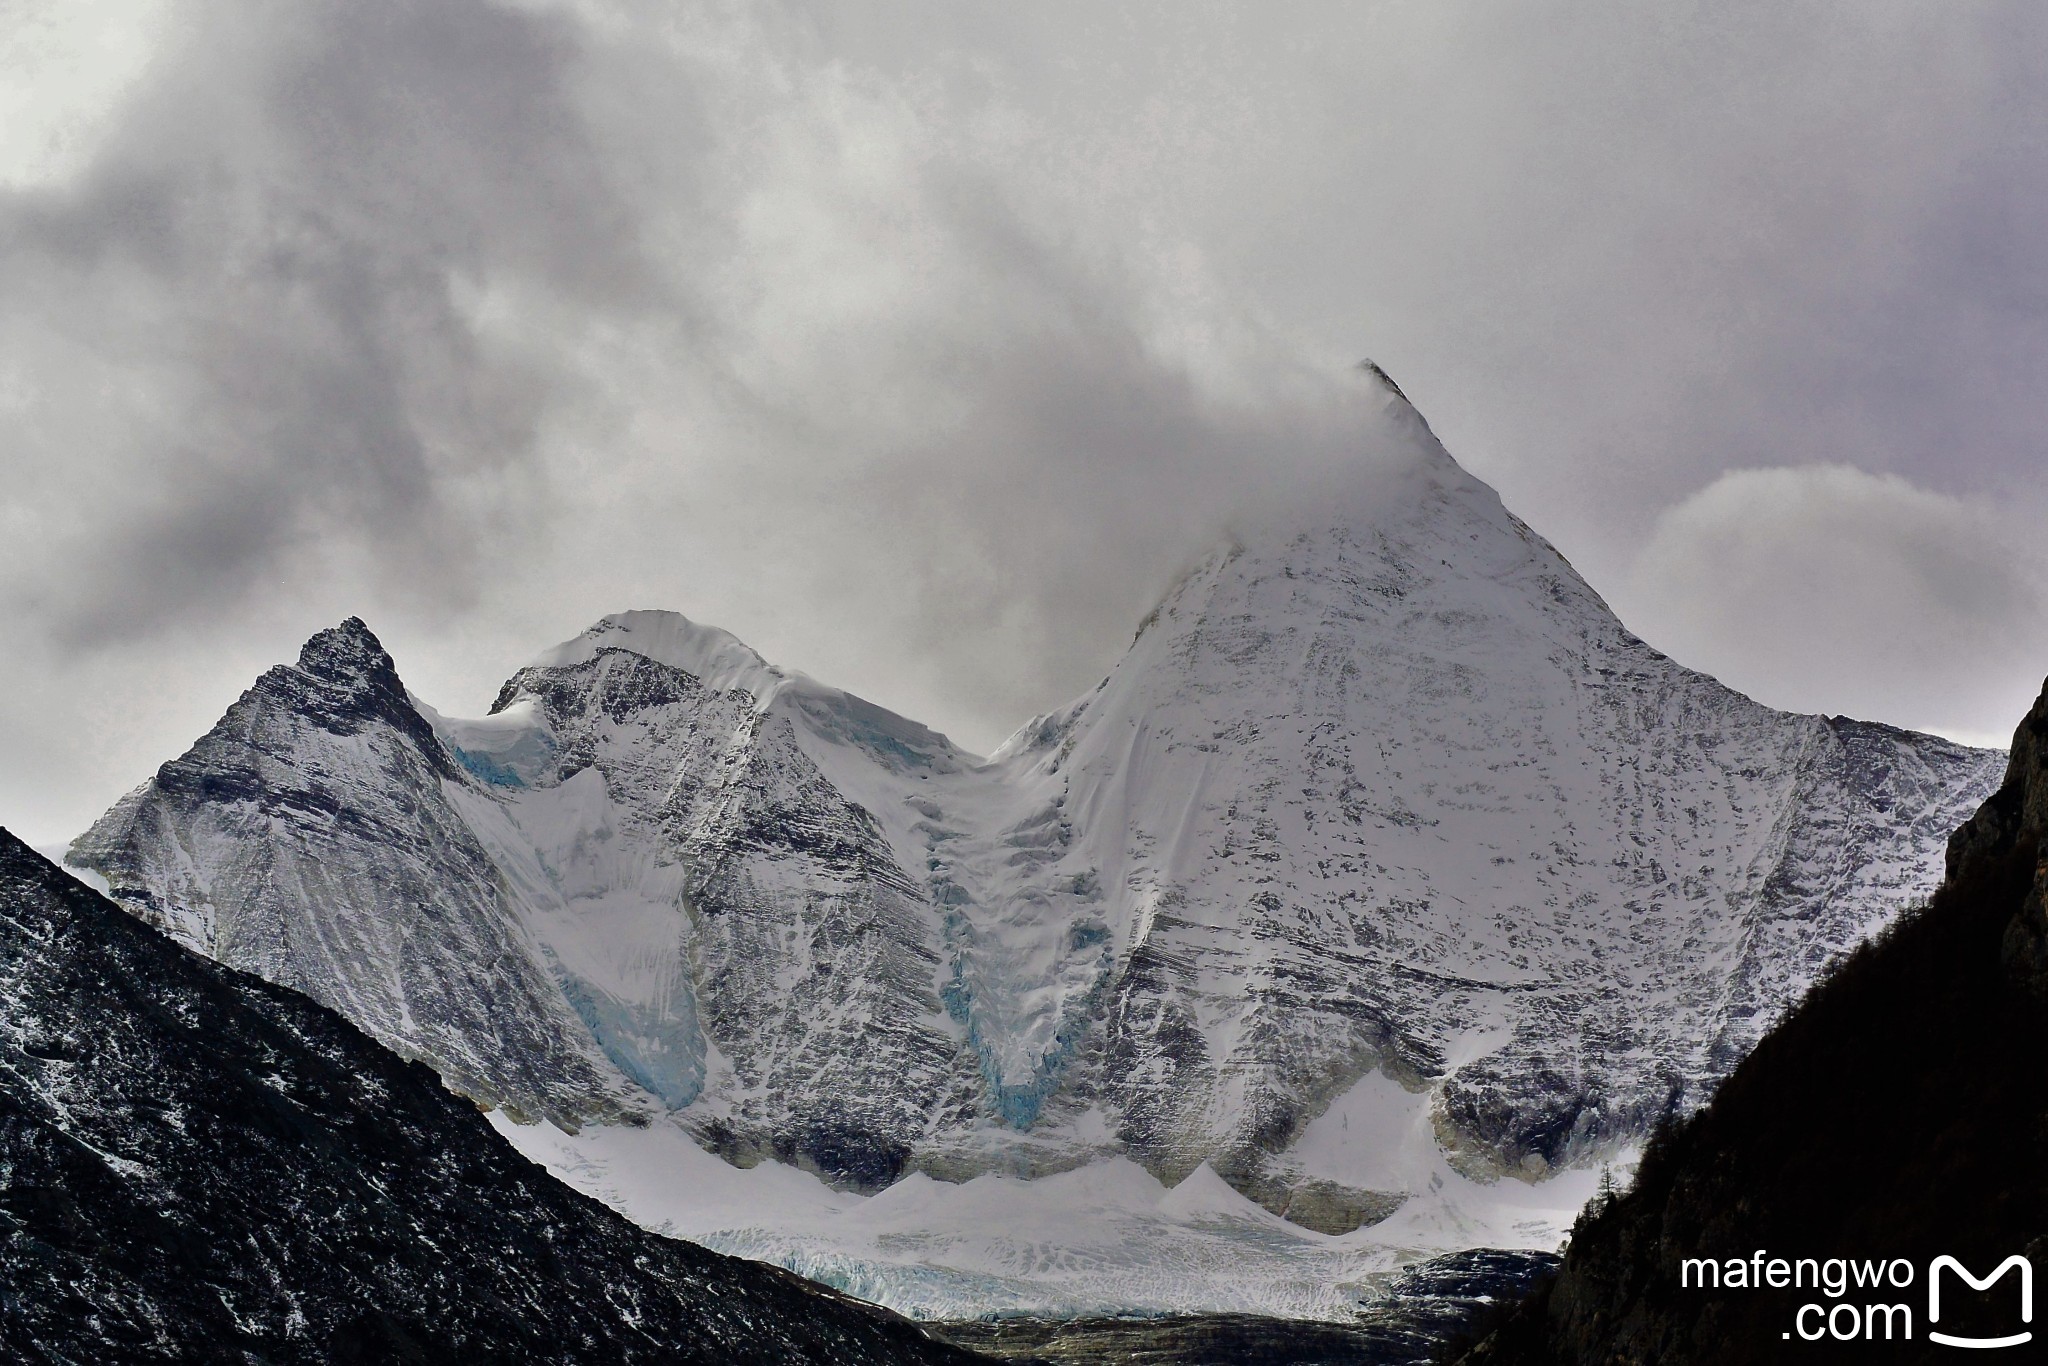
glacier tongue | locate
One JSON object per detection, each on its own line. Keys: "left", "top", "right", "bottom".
{"left": 66, "top": 390, "right": 2005, "bottom": 1318}
{"left": 485, "top": 1109, "right": 1601, "bottom": 1321}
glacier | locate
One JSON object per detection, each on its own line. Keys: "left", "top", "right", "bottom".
{"left": 67, "top": 373, "right": 2005, "bottom": 1320}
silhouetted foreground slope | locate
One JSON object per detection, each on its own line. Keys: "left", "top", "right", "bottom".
{"left": 0, "top": 829, "right": 976, "bottom": 1363}
{"left": 1454, "top": 684, "right": 2048, "bottom": 1364}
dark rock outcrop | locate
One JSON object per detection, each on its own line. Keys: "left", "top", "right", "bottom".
{"left": 0, "top": 828, "right": 976, "bottom": 1363}
{"left": 1454, "top": 679, "right": 2048, "bottom": 1365}
{"left": 1962, "top": 682, "right": 2048, "bottom": 990}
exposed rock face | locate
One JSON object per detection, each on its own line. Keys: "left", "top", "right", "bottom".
{"left": 482, "top": 640, "right": 977, "bottom": 1184}
{"left": 68, "top": 386, "right": 2004, "bottom": 1254}
{"left": 1949, "top": 678, "right": 2048, "bottom": 988}
{"left": 0, "top": 828, "right": 975, "bottom": 1363}
{"left": 1454, "top": 680, "right": 2048, "bottom": 1366}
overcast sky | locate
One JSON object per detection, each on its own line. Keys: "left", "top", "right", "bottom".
{"left": 5, "top": 0, "right": 2046, "bottom": 848}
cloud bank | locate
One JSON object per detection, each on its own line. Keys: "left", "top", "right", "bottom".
{"left": 1622, "top": 467, "right": 2047, "bottom": 743}
{"left": 3, "top": 0, "right": 2046, "bottom": 843}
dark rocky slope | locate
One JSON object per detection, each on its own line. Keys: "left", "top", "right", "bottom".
{"left": 0, "top": 828, "right": 975, "bottom": 1364}
{"left": 1452, "top": 680, "right": 2048, "bottom": 1364}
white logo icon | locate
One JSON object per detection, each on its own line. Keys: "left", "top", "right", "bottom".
{"left": 1929, "top": 1255, "right": 2033, "bottom": 1350}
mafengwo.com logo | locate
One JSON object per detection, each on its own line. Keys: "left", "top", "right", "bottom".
{"left": 1680, "top": 1251, "right": 2033, "bottom": 1347}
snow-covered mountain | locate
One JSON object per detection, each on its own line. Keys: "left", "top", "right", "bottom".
{"left": 1456, "top": 679, "right": 2048, "bottom": 1366}
{"left": 68, "top": 376, "right": 2004, "bottom": 1318}
{"left": 0, "top": 827, "right": 974, "bottom": 1362}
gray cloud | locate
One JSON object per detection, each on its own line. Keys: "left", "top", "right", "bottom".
{"left": 2, "top": 0, "right": 654, "bottom": 638}
{"left": 1618, "top": 466, "right": 2048, "bottom": 743}
{"left": 4, "top": 0, "right": 2047, "bottom": 847}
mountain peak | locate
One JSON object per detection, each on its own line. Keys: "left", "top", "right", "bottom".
{"left": 295, "top": 616, "right": 400, "bottom": 688}
{"left": 274, "top": 616, "right": 446, "bottom": 759}
{"left": 1357, "top": 357, "right": 1409, "bottom": 403}
{"left": 528, "top": 610, "right": 787, "bottom": 702}
{"left": 1353, "top": 356, "right": 1457, "bottom": 461}
{"left": 1207, "top": 365, "right": 1481, "bottom": 563}
{"left": 512, "top": 608, "right": 975, "bottom": 773}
